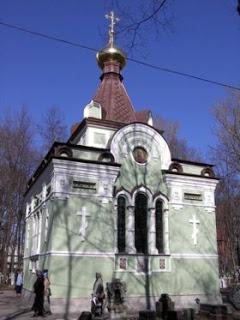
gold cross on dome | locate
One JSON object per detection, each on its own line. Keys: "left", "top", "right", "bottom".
{"left": 105, "top": 11, "right": 120, "bottom": 46}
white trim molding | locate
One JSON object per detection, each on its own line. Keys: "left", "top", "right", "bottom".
{"left": 51, "top": 158, "right": 120, "bottom": 199}
{"left": 110, "top": 123, "right": 171, "bottom": 169}
{"left": 24, "top": 250, "right": 115, "bottom": 259}
{"left": 171, "top": 253, "right": 218, "bottom": 259}
{"left": 164, "top": 174, "right": 219, "bottom": 212}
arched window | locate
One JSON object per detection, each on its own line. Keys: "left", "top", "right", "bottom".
{"left": 156, "top": 200, "right": 164, "bottom": 253}
{"left": 135, "top": 193, "right": 148, "bottom": 254}
{"left": 117, "top": 196, "right": 126, "bottom": 253}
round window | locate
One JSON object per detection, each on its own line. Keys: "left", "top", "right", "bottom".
{"left": 133, "top": 147, "right": 148, "bottom": 164}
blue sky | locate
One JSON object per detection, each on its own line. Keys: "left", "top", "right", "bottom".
{"left": 0, "top": 1, "right": 239, "bottom": 160}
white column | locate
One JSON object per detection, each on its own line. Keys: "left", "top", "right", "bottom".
{"left": 37, "top": 212, "right": 42, "bottom": 254}
{"left": 126, "top": 206, "right": 136, "bottom": 253}
{"left": 44, "top": 207, "right": 49, "bottom": 243}
{"left": 42, "top": 183, "right": 47, "bottom": 202}
{"left": 163, "top": 208, "right": 170, "bottom": 254}
{"left": 25, "top": 221, "right": 30, "bottom": 249}
{"left": 148, "top": 208, "right": 158, "bottom": 254}
{"left": 26, "top": 203, "right": 29, "bottom": 218}
{"left": 31, "top": 215, "right": 36, "bottom": 255}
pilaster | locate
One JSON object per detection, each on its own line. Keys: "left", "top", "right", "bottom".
{"left": 126, "top": 206, "right": 136, "bottom": 253}
{"left": 163, "top": 208, "right": 170, "bottom": 254}
{"left": 148, "top": 208, "right": 158, "bottom": 254}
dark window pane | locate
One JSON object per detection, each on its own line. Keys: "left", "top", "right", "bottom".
{"left": 135, "top": 193, "right": 148, "bottom": 254}
{"left": 117, "top": 196, "right": 126, "bottom": 253}
{"left": 156, "top": 200, "right": 164, "bottom": 253}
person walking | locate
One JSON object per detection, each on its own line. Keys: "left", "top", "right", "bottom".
{"left": 15, "top": 269, "right": 23, "bottom": 297}
{"left": 32, "top": 270, "right": 45, "bottom": 317}
{"left": 43, "top": 270, "right": 52, "bottom": 315}
{"left": 91, "top": 273, "right": 105, "bottom": 316}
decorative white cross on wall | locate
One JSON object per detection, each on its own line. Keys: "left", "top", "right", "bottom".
{"left": 189, "top": 214, "right": 200, "bottom": 245}
{"left": 76, "top": 207, "right": 91, "bottom": 242}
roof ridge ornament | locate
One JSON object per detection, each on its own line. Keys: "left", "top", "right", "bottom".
{"left": 105, "top": 11, "right": 120, "bottom": 47}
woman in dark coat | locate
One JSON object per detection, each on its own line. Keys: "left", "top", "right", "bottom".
{"left": 32, "top": 270, "right": 45, "bottom": 317}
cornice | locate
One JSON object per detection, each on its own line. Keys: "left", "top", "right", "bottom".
{"left": 163, "top": 170, "right": 219, "bottom": 182}
{"left": 52, "top": 157, "right": 121, "bottom": 175}
{"left": 171, "top": 158, "right": 214, "bottom": 168}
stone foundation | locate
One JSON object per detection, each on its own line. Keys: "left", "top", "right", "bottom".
{"left": 22, "top": 288, "right": 222, "bottom": 315}
{"left": 124, "top": 294, "right": 222, "bottom": 312}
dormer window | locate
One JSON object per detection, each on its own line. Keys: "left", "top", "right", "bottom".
{"left": 169, "top": 162, "right": 183, "bottom": 173}
{"left": 201, "top": 167, "right": 215, "bottom": 177}
{"left": 60, "top": 152, "right": 69, "bottom": 157}
{"left": 98, "top": 152, "right": 114, "bottom": 163}
{"left": 83, "top": 100, "right": 102, "bottom": 119}
{"left": 55, "top": 146, "right": 73, "bottom": 158}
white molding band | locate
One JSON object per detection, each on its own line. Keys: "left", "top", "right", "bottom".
{"left": 110, "top": 123, "right": 171, "bottom": 169}
{"left": 164, "top": 174, "right": 219, "bottom": 188}
{"left": 169, "top": 202, "right": 216, "bottom": 209}
{"left": 24, "top": 251, "right": 115, "bottom": 259}
{"left": 53, "top": 158, "right": 120, "bottom": 177}
{"left": 24, "top": 251, "right": 218, "bottom": 260}
{"left": 171, "top": 253, "right": 218, "bottom": 259}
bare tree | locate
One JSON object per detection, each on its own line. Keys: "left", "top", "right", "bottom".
{"left": 0, "top": 105, "right": 69, "bottom": 279}
{"left": 213, "top": 92, "right": 240, "bottom": 174}
{"left": 153, "top": 115, "right": 201, "bottom": 161}
{"left": 37, "top": 106, "right": 68, "bottom": 155}
{"left": 211, "top": 91, "right": 240, "bottom": 274}
{"left": 104, "top": 0, "right": 174, "bottom": 54}
{"left": 0, "top": 107, "right": 37, "bottom": 277}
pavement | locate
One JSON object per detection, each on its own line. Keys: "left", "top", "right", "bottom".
{"left": 1, "top": 289, "right": 240, "bottom": 320}
{"left": 0, "top": 290, "right": 80, "bottom": 320}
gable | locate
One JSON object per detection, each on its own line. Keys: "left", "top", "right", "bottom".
{"left": 110, "top": 123, "right": 171, "bottom": 194}
{"left": 110, "top": 123, "right": 171, "bottom": 169}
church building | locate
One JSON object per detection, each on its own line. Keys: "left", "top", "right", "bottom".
{"left": 23, "top": 13, "right": 221, "bottom": 313}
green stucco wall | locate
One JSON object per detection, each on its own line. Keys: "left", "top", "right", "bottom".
{"left": 115, "top": 155, "right": 167, "bottom": 195}
{"left": 23, "top": 146, "right": 220, "bottom": 307}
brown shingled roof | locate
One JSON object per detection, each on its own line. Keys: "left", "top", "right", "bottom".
{"left": 93, "top": 61, "right": 137, "bottom": 123}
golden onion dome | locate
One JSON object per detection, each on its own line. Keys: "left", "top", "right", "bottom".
{"left": 96, "top": 45, "right": 126, "bottom": 70}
